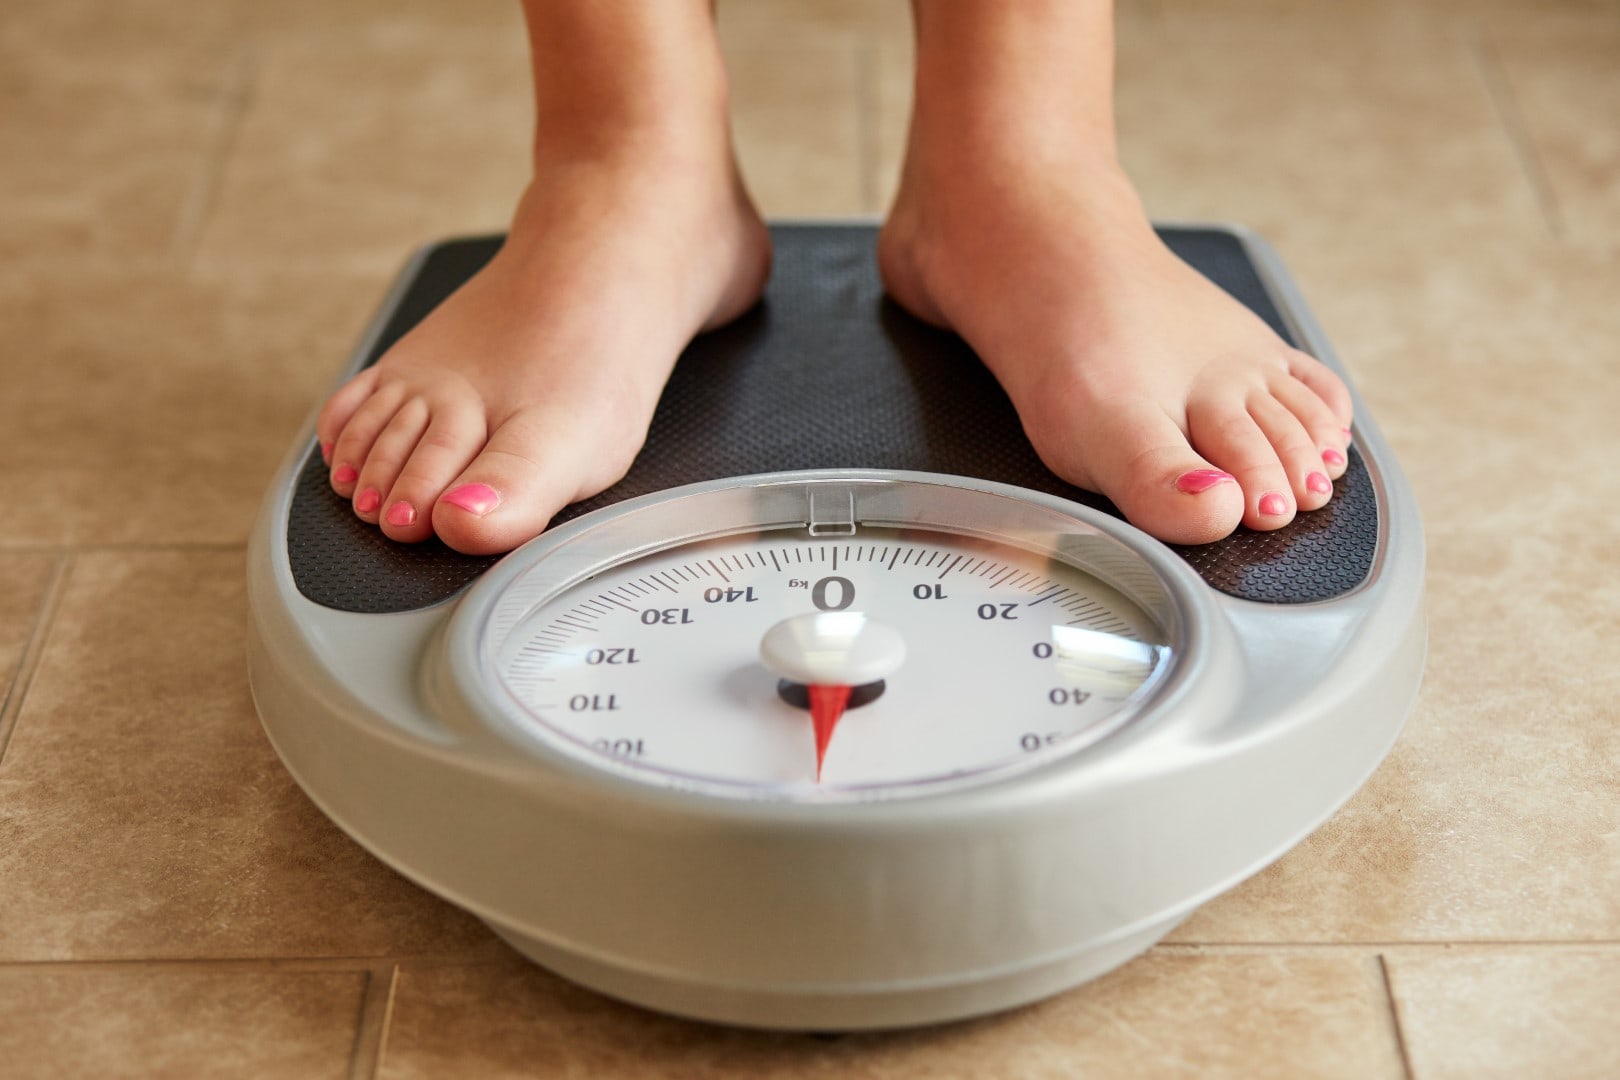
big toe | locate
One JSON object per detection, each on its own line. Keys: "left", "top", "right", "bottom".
{"left": 430, "top": 413, "right": 612, "bottom": 556}
{"left": 1047, "top": 402, "right": 1247, "bottom": 545}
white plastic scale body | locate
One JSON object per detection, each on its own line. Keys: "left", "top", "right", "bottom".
{"left": 248, "top": 226, "right": 1426, "bottom": 1031}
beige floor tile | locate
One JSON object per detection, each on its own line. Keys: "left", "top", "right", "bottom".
{"left": 242, "top": 0, "right": 523, "bottom": 36}
{"left": 1163, "top": 344, "right": 1620, "bottom": 951}
{"left": 0, "top": 556, "right": 56, "bottom": 705}
{"left": 0, "top": 265, "right": 389, "bottom": 548}
{"left": 719, "top": 0, "right": 909, "bottom": 216}
{"left": 1172, "top": 669, "right": 1620, "bottom": 943}
{"left": 1158, "top": 0, "right": 1610, "bottom": 19}
{"left": 867, "top": 39, "right": 914, "bottom": 215}
{"left": 379, "top": 952, "right": 1401, "bottom": 1079}
{"left": 1216, "top": 228, "right": 1614, "bottom": 569}
{"left": 1428, "top": 0, "right": 1620, "bottom": 17}
{"left": 0, "top": 965, "right": 365, "bottom": 1080}
{"left": 0, "top": 551, "right": 498, "bottom": 960}
{"left": 193, "top": 23, "right": 532, "bottom": 273}
{"left": 718, "top": 0, "right": 912, "bottom": 48}
{"left": 1156, "top": 238, "right": 1620, "bottom": 951}
{"left": 0, "top": 0, "right": 245, "bottom": 98}
{"left": 1114, "top": 15, "right": 1545, "bottom": 256}
{"left": 725, "top": 38, "right": 867, "bottom": 217}
{"left": 1163, "top": 231, "right": 1620, "bottom": 948}
{"left": 0, "top": 24, "right": 235, "bottom": 262}
{"left": 1151, "top": 2, "right": 1614, "bottom": 28}
{"left": 1151, "top": 1, "right": 1444, "bottom": 34}
{"left": 1486, "top": 14, "right": 1620, "bottom": 243}
{"left": 1387, "top": 949, "right": 1620, "bottom": 1080}
{"left": 1282, "top": 238, "right": 1620, "bottom": 533}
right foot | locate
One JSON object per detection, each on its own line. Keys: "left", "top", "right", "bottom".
{"left": 317, "top": 2, "right": 771, "bottom": 555}
{"left": 317, "top": 148, "right": 769, "bottom": 557}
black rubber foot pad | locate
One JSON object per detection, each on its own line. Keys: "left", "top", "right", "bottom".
{"left": 288, "top": 225, "right": 1377, "bottom": 613}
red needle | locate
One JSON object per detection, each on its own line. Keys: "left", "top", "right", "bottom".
{"left": 807, "top": 683, "right": 852, "bottom": 782}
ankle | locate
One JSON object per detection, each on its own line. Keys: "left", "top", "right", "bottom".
{"left": 909, "top": 0, "right": 1118, "bottom": 153}
{"left": 524, "top": 2, "right": 732, "bottom": 166}
{"left": 892, "top": 139, "right": 1147, "bottom": 251}
{"left": 534, "top": 70, "right": 731, "bottom": 161}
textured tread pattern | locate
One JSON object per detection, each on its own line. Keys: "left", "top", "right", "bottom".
{"left": 288, "top": 226, "right": 1378, "bottom": 613}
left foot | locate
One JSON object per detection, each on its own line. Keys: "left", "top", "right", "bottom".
{"left": 879, "top": 159, "right": 1354, "bottom": 545}
{"left": 881, "top": 1, "right": 1354, "bottom": 546}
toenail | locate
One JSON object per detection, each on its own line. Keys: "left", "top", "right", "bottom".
{"left": 1307, "top": 472, "right": 1332, "bottom": 495}
{"left": 354, "top": 487, "right": 381, "bottom": 514}
{"left": 320, "top": 441, "right": 332, "bottom": 463}
{"left": 333, "top": 464, "right": 358, "bottom": 485}
{"left": 1175, "top": 469, "right": 1236, "bottom": 494}
{"left": 385, "top": 501, "right": 416, "bottom": 527}
{"left": 1342, "top": 427, "right": 1353, "bottom": 439}
{"left": 442, "top": 483, "right": 501, "bottom": 516}
{"left": 1322, "top": 447, "right": 1346, "bottom": 467}
{"left": 1259, "top": 492, "right": 1289, "bottom": 516}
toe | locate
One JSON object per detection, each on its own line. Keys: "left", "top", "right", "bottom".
{"left": 1272, "top": 375, "right": 1352, "bottom": 481}
{"left": 1287, "top": 350, "right": 1354, "bottom": 429}
{"left": 430, "top": 409, "right": 589, "bottom": 555}
{"left": 315, "top": 367, "right": 379, "bottom": 462}
{"left": 1249, "top": 394, "right": 1334, "bottom": 513}
{"left": 353, "top": 398, "right": 429, "bottom": 524}
{"left": 1187, "top": 396, "right": 1297, "bottom": 531}
{"left": 328, "top": 382, "right": 406, "bottom": 496}
{"left": 378, "top": 398, "right": 486, "bottom": 544}
{"left": 1070, "top": 401, "right": 1246, "bottom": 545}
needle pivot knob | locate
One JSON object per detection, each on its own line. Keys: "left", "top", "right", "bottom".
{"left": 759, "top": 612, "right": 906, "bottom": 687}
{"left": 761, "top": 613, "right": 906, "bottom": 782}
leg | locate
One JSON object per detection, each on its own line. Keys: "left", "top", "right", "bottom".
{"left": 318, "top": 1, "right": 770, "bottom": 554}
{"left": 879, "top": 1, "right": 1353, "bottom": 544}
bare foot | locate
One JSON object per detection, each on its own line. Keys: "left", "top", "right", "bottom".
{"left": 882, "top": 1, "right": 1353, "bottom": 546}
{"left": 316, "top": 4, "right": 769, "bottom": 555}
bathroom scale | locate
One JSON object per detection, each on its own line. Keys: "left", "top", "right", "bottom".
{"left": 247, "top": 223, "right": 1425, "bottom": 1030}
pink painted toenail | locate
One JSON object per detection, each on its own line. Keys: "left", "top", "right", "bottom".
{"left": 1259, "top": 492, "right": 1289, "bottom": 516}
{"left": 1307, "top": 472, "right": 1332, "bottom": 495}
{"left": 1342, "top": 427, "right": 1353, "bottom": 439}
{"left": 1322, "top": 447, "right": 1346, "bottom": 467}
{"left": 333, "top": 465, "right": 358, "bottom": 485}
{"left": 320, "top": 441, "right": 332, "bottom": 463}
{"left": 385, "top": 501, "right": 416, "bottom": 527}
{"left": 442, "top": 483, "right": 500, "bottom": 516}
{"left": 1175, "top": 469, "right": 1236, "bottom": 494}
{"left": 354, "top": 488, "right": 381, "bottom": 514}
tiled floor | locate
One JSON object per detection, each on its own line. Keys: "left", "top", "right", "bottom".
{"left": 3, "top": 1, "right": 1616, "bottom": 1076}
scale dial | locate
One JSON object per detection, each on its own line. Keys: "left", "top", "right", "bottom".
{"left": 465, "top": 472, "right": 1177, "bottom": 800}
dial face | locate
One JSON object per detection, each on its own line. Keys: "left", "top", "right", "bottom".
{"left": 479, "top": 522, "right": 1172, "bottom": 801}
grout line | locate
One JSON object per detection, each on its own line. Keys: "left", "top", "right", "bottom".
{"left": 170, "top": 44, "right": 260, "bottom": 268}
{"left": 375, "top": 963, "right": 402, "bottom": 1078}
{"left": 349, "top": 962, "right": 398, "bottom": 1080}
{"left": 0, "top": 556, "right": 74, "bottom": 767}
{"left": 1467, "top": 25, "right": 1566, "bottom": 241}
{"left": 1377, "top": 954, "right": 1417, "bottom": 1080}
{"left": 854, "top": 38, "right": 881, "bottom": 215}
{"left": 377, "top": 963, "right": 403, "bottom": 1079}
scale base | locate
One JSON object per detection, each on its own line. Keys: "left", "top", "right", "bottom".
{"left": 248, "top": 223, "right": 1426, "bottom": 1033}
{"left": 483, "top": 912, "right": 1186, "bottom": 1032}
